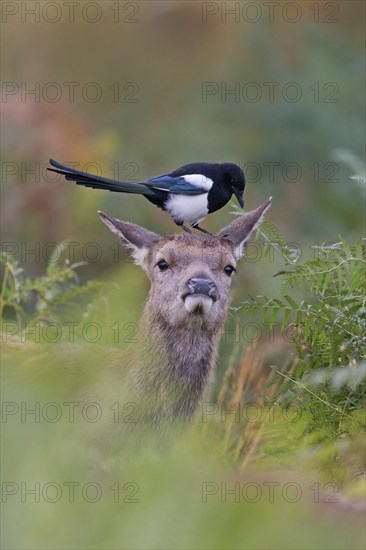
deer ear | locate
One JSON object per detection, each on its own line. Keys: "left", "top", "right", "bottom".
{"left": 217, "top": 197, "right": 272, "bottom": 260}
{"left": 98, "top": 211, "right": 160, "bottom": 269}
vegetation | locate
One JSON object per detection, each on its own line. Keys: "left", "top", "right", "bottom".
{"left": 1, "top": 248, "right": 101, "bottom": 325}
{"left": 240, "top": 227, "right": 366, "bottom": 437}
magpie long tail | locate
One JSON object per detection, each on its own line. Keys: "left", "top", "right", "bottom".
{"left": 47, "top": 158, "right": 155, "bottom": 196}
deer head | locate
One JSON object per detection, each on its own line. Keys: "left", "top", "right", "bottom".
{"left": 99, "top": 198, "right": 272, "bottom": 333}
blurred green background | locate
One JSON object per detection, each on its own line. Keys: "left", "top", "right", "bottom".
{"left": 1, "top": 1, "right": 365, "bottom": 548}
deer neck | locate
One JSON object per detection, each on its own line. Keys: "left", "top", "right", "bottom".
{"left": 132, "top": 302, "right": 223, "bottom": 421}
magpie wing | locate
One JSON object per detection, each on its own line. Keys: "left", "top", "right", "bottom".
{"left": 145, "top": 174, "right": 206, "bottom": 196}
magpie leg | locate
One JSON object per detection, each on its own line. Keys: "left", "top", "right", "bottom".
{"left": 191, "top": 223, "right": 213, "bottom": 236}
{"left": 175, "top": 222, "right": 193, "bottom": 234}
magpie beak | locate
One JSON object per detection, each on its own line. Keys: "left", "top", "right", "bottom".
{"left": 233, "top": 187, "right": 244, "bottom": 208}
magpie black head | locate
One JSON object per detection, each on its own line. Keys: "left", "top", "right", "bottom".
{"left": 220, "top": 163, "right": 245, "bottom": 208}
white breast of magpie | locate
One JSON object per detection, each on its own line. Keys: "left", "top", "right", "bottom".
{"left": 165, "top": 193, "right": 209, "bottom": 225}
{"left": 163, "top": 174, "right": 213, "bottom": 225}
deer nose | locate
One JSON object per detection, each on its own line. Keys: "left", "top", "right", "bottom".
{"left": 188, "top": 277, "right": 217, "bottom": 299}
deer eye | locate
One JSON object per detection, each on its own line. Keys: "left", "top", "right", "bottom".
{"left": 224, "top": 265, "right": 235, "bottom": 276}
{"left": 157, "top": 260, "right": 169, "bottom": 271}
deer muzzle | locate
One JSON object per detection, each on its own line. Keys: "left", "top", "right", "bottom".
{"left": 182, "top": 277, "right": 218, "bottom": 315}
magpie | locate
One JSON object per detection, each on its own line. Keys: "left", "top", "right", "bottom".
{"left": 47, "top": 159, "right": 245, "bottom": 233}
